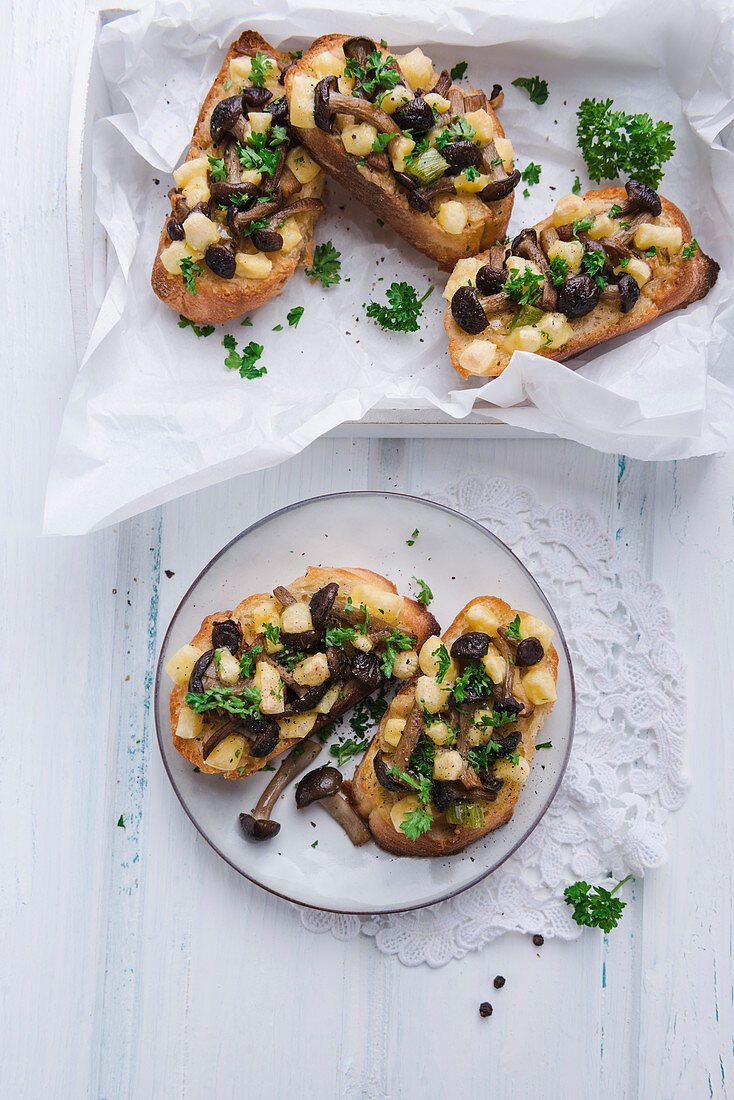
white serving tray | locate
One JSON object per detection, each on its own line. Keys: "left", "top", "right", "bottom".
{"left": 66, "top": 5, "right": 545, "bottom": 438}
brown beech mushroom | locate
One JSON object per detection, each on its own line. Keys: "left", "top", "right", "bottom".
{"left": 210, "top": 95, "right": 246, "bottom": 144}
{"left": 391, "top": 701, "right": 426, "bottom": 772}
{"left": 451, "top": 285, "right": 510, "bottom": 334}
{"left": 273, "top": 585, "right": 297, "bottom": 606}
{"left": 599, "top": 273, "right": 640, "bottom": 314}
{"left": 511, "top": 228, "right": 557, "bottom": 311}
{"left": 313, "top": 76, "right": 401, "bottom": 137}
{"left": 478, "top": 139, "right": 521, "bottom": 201}
{"left": 430, "top": 69, "right": 452, "bottom": 97}
{"left": 556, "top": 273, "right": 600, "bottom": 318}
{"left": 239, "top": 739, "right": 323, "bottom": 840}
{"left": 295, "top": 766, "right": 371, "bottom": 846}
{"left": 612, "top": 179, "right": 662, "bottom": 220}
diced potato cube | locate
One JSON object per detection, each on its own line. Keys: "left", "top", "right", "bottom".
{"left": 235, "top": 252, "right": 272, "bottom": 280}
{"left": 552, "top": 193, "right": 590, "bottom": 228}
{"left": 390, "top": 693, "right": 415, "bottom": 718}
{"left": 350, "top": 585, "right": 403, "bottom": 623}
{"left": 239, "top": 169, "right": 263, "bottom": 186}
{"left": 397, "top": 48, "right": 435, "bottom": 91}
{"left": 182, "top": 178, "right": 211, "bottom": 207}
{"left": 547, "top": 238, "right": 584, "bottom": 274}
{"left": 293, "top": 652, "right": 330, "bottom": 687}
{"left": 160, "top": 241, "right": 200, "bottom": 276}
{"left": 493, "top": 137, "right": 514, "bottom": 172}
{"left": 175, "top": 706, "right": 203, "bottom": 740}
{"left": 216, "top": 649, "right": 240, "bottom": 685}
{"left": 481, "top": 645, "right": 506, "bottom": 684}
{"left": 392, "top": 651, "right": 419, "bottom": 680}
{"left": 494, "top": 755, "right": 531, "bottom": 783}
{"left": 383, "top": 718, "right": 406, "bottom": 748}
{"left": 173, "top": 156, "right": 209, "bottom": 189}
{"left": 519, "top": 613, "right": 553, "bottom": 651}
{"left": 425, "top": 721, "right": 452, "bottom": 746}
{"left": 281, "top": 603, "right": 314, "bottom": 633}
{"left": 463, "top": 108, "right": 494, "bottom": 143}
{"left": 502, "top": 326, "right": 544, "bottom": 354}
{"left": 521, "top": 667, "right": 557, "bottom": 705}
{"left": 468, "top": 709, "right": 494, "bottom": 747}
{"left": 341, "top": 122, "right": 378, "bottom": 157}
{"left": 433, "top": 749, "right": 463, "bottom": 781}
{"left": 165, "top": 643, "right": 203, "bottom": 685}
{"left": 443, "top": 257, "right": 486, "bottom": 300}
{"left": 390, "top": 135, "right": 415, "bottom": 173}
{"left": 537, "top": 312, "right": 573, "bottom": 350}
{"left": 390, "top": 794, "right": 419, "bottom": 834}
{"left": 316, "top": 683, "right": 341, "bottom": 714}
{"left": 286, "top": 145, "right": 321, "bottom": 184}
{"left": 254, "top": 660, "right": 284, "bottom": 715}
{"left": 248, "top": 111, "right": 272, "bottom": 134}
{"left": 415, "top": 674, "right": 449, "bottom": 714}
{"left": 505, "top": 255, "right": 541, "bottom": 278}
{"left": 454, "top": 171, "right": 492, "bottom": 193}
{"left": 351, "top": 633, "right": 374, "bottom": 652}
{"left": 278, "top": 712, "right": 317, "bottom": 740}
{"left": 183, "top": 212, "right": 219, "bottom": 253}
{"left": 465, "top": 602, "right": 500, "bottom": 634}
{"left": 277, "top": 218, "right": 303, "bottom": 254}
{"left": 206, "top": 734, "right": 247, "bottom": 771}
{"left": 289, "top": 72, "right": 320, "bottom": 128}
{"left": 380, "top": 84, "right": 412, "bottom": 113}
{"left": 311, "top": 50, "right": 345, "bottom": 78}
{"left": 424, "top": 91, "right": 451, "bottom": 114}
{"left": 419, "top": 636, "right": 457, "bottom": 685}
{"left": 458, "top": 339, "right": 500, "bottom": 377}
{"left": 587, "top": 214, "right": 616, "bottom": 240}
{"left": 249, "top": 600, "right": 280, "bottom": 636}
{"left": 228, "top": 56, "right": 253, "bottom": 84}
{"left": 436, "top": 201, "right": 469, "bottom": 235}
{"left": 613, "top": 257, "right": 651, "bottom": 289}
{"left": 633, "top": 223, "right": 683, "bottom": 255}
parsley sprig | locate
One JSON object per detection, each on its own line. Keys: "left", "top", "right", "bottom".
{"left": 388, "top": 764, "right": 434, "bottom": 840}
{"left": 249, "top": 51, "right": 276, "bottom": 88}
{"left": 411, "top": 577, "right": 433, "bottom": 606}
{"left": 512, "top": 75, "right": 549, "bottom": 105}
{"left": 178, "top": 315, "right": 214, "bottom": 338}
{"left": 452, "top": 662, "right": 494, "bottom": 703}
{"left": 435, "top": 117, "right": 478, "bottom": 149}
{"left": 549, "top": 254, "right": 569, "bottom": 288}
{"left": 238, "top": 644, "right": 263, "bottom": 679}
{"left": 505, "top": 614, "right": 522, "bottom": 641}
{"left": 521, "top": 161, "right": 542, "bottom": 185}
{"left": 682, "top": 238, "right": 699, "bottom": 259}
{"left": 345, "top": 49, "right": 401, "bottom": 99}
{"left": 581, "top": 249, "right": 608, "bottom": 289}
{"left": 504, "top": 268, "right": 544, "bottom": 306}
{"left": 432, "top": 643, "right": 452, "bottom": 684}
{"left": 449, "top": 61, "right": 468, "bottom": 81}
{"left": 380, "top": 628, "right": 415, "bottom": 678}
{"left": 366, "top": 282, "right": 433, "bottom": 332}
{"left": 179, "top": 258, "right": 202, "bottom": 296}
{"left": 564, "top": 875, "right": 633, "bottom": 932}
{"left": 305, "top": 241, "right": 341, "bottom": 288}
{"left": 223, "top": 335, "right": 266, "bottom": 379}
{"left": 576, "top": 98, "right": 675, "bottom": 189}
{"left": 185, "top": 686, "right": 261, "bottom": 720}
{"left": 330, "top": 736, "right": 369, "bottom": 766}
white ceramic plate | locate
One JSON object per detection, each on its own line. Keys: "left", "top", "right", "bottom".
{"left": 154, "top": 492, "right": 575, "bottom": 913}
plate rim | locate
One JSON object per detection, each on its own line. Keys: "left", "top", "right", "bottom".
{"left": 153, "top": 490, "right": 576, "bottom": 915}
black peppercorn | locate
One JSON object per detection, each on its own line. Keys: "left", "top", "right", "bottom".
{"left": 493, "top": 975, "right": 505, "bottom": 989}
{"left": 479, "top": 1002, "right": 493, "bottom": 1018}
{"left": 533, "top": 934, "right": 544, "bottom": 947}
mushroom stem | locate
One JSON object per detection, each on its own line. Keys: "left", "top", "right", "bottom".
{"left": 462, "top": 92, "right": 488, "bottom": 112}
{"left": 254, "top": 739, "right": 323, "bottom": 819}
{"left": 273, "top": 585, "right": 297, "bottom": 606}
{"left": 511, "top": 229, "right": 557, "bottom": 311}
{"left": 320, "top": 793, "right": 372, "bottom": 846}
{"left": 539, "top": 225, "right": 560, "bottom": 256}
{"left": 392, "top": 701, "right": 425, "bottom": 772}
{"left": 492, "top": 632, "right": 516, "bottom": 701}
{"left": 431, "top": 69, "right": 452, "bottom": 97}
{"left": 457, "top": 709, "right": 473, "bottom": 756}
{"left": 613, "top": 211, "right": 653, "bottom": 246}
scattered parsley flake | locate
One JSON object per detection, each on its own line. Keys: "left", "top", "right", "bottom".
{"left": 572, "top": 176, "right": 582, "bottom": 194}
{"left": 536, "top": 741, "right": 553, "bottom": 749}
{"left": 186, "top": 686, "right": 261, "bottom": 720}
{"left": 178, "top": 315, "right": 214, "bottom": 338}
{"left": 366, "top": 282, "right": 433, "bottom": 332}
{"left": 223, "top": 334, "right": 266, "bottom": 379}
{"left": 521, "top": 161, "right": 542, "bottom": 185}
{"left": 581, "top": 249, "right": 608, "bottom": 289}
{"left": 682, "top": 238, "right": 699, "bottom": 259}
{"left": 432, "top": 643, "right": 452, "bottom": 684}
{"left": 412, "top": 576, "right": 433, "bottom": 606}
{"left": 179, "top": 258, "right": 202, "bottom": 295}
{"left": 371, "top": 131, "right": 394, "bottom": 154}
{"left": 117, "top": 815, "right": 125, "bottom": 828}
{"left": 406, "top": 528, "right": 419, "bottom": 546}
{"left": 505, "top": 615, "right": 522, "bottom": 641}
{"left": 450, "top": 60, "right": 468, "bottom": 81}
{"left": 511, "top": 75, "right": 549, "bottom": 105}
{"left": 330, "top": 737, "right": 369, "bottom": 766}
{"left": 311, "top": 840, "right": 318, "bottom": 848}
{"left": 287, "top": 305, "right": 304, "bottom": 327}
{"left": 549, "top": 254, "right": 569, "bottom": 287}
{"left": 305, "top": 241, "right": 341, "bottom": 287}
{"left": 572, "top": 216, "right": 594, "bottom": 238}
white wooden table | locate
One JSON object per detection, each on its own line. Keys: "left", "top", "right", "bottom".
{"left": 4, "top": 2, "right": 733, "bottom": 1097}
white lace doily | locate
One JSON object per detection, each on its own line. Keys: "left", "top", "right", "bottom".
{"left": 300, "top": 477, "right": 688, "bottom": 966}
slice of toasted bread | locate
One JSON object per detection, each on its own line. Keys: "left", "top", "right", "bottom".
{"left": 444, "top": 185, "right": 719, "bottom": 379}
{"left": 285, "top": 35, "right": 516, "bottom": 270}
{"left": 350, "top": 595, "right": 558, "bottom": 856}
{"left": 151, "top": 31, "right": 325, "bottom": 324}
{"left": 167, "top": 566, "right": 439, "bottom": 779}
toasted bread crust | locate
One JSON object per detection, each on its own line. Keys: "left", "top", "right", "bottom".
{"left": 445, "top": 188, "right": 719, "bottom": 378}
{"left": 169, "top": 566, "right": 439, "bottom": 779}
{"left": 151, "top": 31, "right": 324, "bottom": 323}
{"left": 350, "top": 595, "right": 558, "bottom": 856}
{"left": 285, "top": 34, "right": 513, "bottom": 271}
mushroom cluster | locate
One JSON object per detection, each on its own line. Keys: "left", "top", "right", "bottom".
{"left": 309, "top": 36, "right": 518, "bottom": 220}
{"left": 164, "top": 42, "right": 323, "bottom": 282}
{"left": 450, "top": 179, "right": 665, "bottom": 338}
{"left": 372, "top": 608, "right": 557, "bottom": 836}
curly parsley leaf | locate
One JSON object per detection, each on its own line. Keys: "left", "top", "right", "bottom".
{"left": 178, "top": 315, "right": 214, "bottom": 338}
{"left": 330, "top": 736, "right": 369, "bottom": 766}
{"left": 249, "top": 50, "right": 276, "bottom": 88}
{"left": 432, "top": 643, "right": 452, "bottom": 684}
{"left": 572, "top": 216, "right": 594, "bottom": 239}
{"left": 380, "top": 628, "right": 415, "bottom": 678}
{"left": 179, "top": 258, "right": 203, "bottom": 295}
{"left": 287, "top": 305, "right": 304, "bottom": 328}
{"left": 564, "top": 875, "right": 633, "bottom": 933}
{"left": 305, "top": 241, "right": 342, "bottom": 288}
{"left": 345, "top": 49, "right": 401, "bottom": 99}
{"left": 371, "top": 130, "right": 394, "bottom": 154}
{"left": 366, "top": 282, "right": 433, "bottom": 332}
{"left": 521, "top": 161, "right": 542, "bottom": 185}
{"left": 207, "top": 155, "right": 228, "bottom": 182}
{"left": 435, "top": 117, "right": 477, "bottom": 149}
{"left": 581, "top": 249, "right": 608, "bottom": 289}
{"left": 511, "top": 75, "right": 549, "bottom": 105}
{"left": 572, "top": 176, "right": 582, "bottom": 194}
{"left": 411, "top": 576, "right": 433, "bottom": 606}
{"left": 504, "top": 267, "right": 544, "bottom": 306}
{"left": 388, "top": 765, "right": 433, "bottom": 806}
{"left": 576, "top": 97, "right": 675, "bottom": 189}
{"left": 185, "top": 686, "right": 261, "bottom": 720}
{"left": 450, "top": 60, "right": 468, "bottom": 81}
{"left": 505, "top": 614, "right": 522, "bottom": 641}
{"left": 682, "top": 238, "right": 699, "bottom": 259}
{"left": 400, "top": 805, "right": 434, "bottom": 839}
{"left": 239, "top": 644, "right": 263, "bottom": 679}
{"left": 223, "top": 335, "right": 267, "bottom": 380}
{"left": 549, "top": 254, "right": 569, "bottom": 288}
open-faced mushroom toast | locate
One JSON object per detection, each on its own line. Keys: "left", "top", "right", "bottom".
{"left": 350, "top": 596, "right": 558, "bottom": 856}
{"left": 444, "top": 179, "right": 719, "bottom": 379}
{"left": 284, "top": 35, "right": 518, "bottom": 270}
{"left": 165, "top": 566, "right": 439, "bottom": 778}
{"left": 151, "top": 31, "right": 325, "bottom": 324}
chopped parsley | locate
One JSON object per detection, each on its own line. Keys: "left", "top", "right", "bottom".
{"left": 464, "top": 166, "right": 480, "bottom": 182}
{"left": 311, "top": 840, "right": 318, "bottom": 848}
{"left": 249, "top": 51, "right": 276, "bottom": 87}
{"left": 179, "top": 258, "right": 202, "bottom": 295}
{"left": 406, "top": 528, "right": 419, "bottom": 546}
{"left": 504, "top": 267, "right": 544, "bottom": 306}
{"left": 117, "top": 815, "right": 125, "bottom": 828}
{"left": 581, "top": 249, "right": 608, "bottom": 289}
{"left": 223, "top": 335, "right": 267, "bottom": 379}
{"left": 508, "top": 750, "right": 520, "bottom": 765}
{"left": 549, "top": 254, "right": 569, "bottom": 287}
{"left": 411, "top": 576, "right": 433, "bottom": 606}
{"left": 178, "top": 315, "right": 214, "bottom": 338}
{"left": 576, "top": 98, "right": 675, "bottom": 188}
{"left": 207, "top": 155, "right": 228, "bottom": 182}
{"left": 263, "top": 622, "right": 280, "bottom": 644}
{"left": 572, "top": 176, "right": 582, "bottom": 194}
{"left": 400, "top": 805, "right": 433, "bottom": 840}
{"left": 450, "top": 60, "right": 468, "bottom": 81}
{"left": 536, "top": 741, "right": 553, "bottom": 749}
{"left": 682, "top": 238, "right": 699, "bottom": 259}
{"left": 324, "top": 624, "right": 357, "bottom": 648}
{"left": 236, "top": 126, "right": 288, "bottom": 178}
{"left": 186, "top": 685, "right": 261, "bottom": 720}
{"left": 330, "top": 736, "right": 369, "bottom": 766}
{"left": 572, "top": 216, "right": 594, "bottom": 238}
{"left": 371, "top": 131, "right": 394, "bottom": 154}
{"left": 564, "top": 875, "right": 633, "bottom": 933}
{"left": 609, "top": 202, "right": 623, "bottom": 217}
{"left": 505, "top": 614, "right": 522, "bottom": 641}
{"left": 366, "top": 282, "right": 433, "bottom": 332}
{"left": 521, "top": 161, "right": 542, "bottom": 185}
{"left": 511, "top": 75, "right": 549, "bottom": 105}
{"left": 223, "top": 79, "right": 232, "bottom": 91}
{"left": 345, "top": 49, "right": 401, "bottom": 99}
{"left": 286, "top": 305, "right": 304, "bottom": 327}
{"left": 432, "top": 643, "right": 452, "bottom": 684}
{"left": 238, "top": 645, "right": 262, "bottom": 678}
{"left": 435, "top": 117, "right": 478, "bottom": 149}
{"left": 348, "top": 691, "right": 390, "bottom": 738}
{"left": 304, "top": 241, "right": 341, "bottom": 287}
{"left": 452, "top": 662, "right": 494, "bottom": 703}
{"left": 241, "top": 317, "right": 253, "bottom": 326}
{"left": 380, "top": 628, "right": 415, "bottom": 678}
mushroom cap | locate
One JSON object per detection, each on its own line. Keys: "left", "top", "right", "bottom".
{"left": 393, "top": 97, "right": 435, "bottom": 136}
{"left": 242, "top": 85, "right": 273, "bottom": 109}
{"left": 248, "top": 719, "right": 281, "bottom": 757}
{"left": 350, "top": 651, "right": 384, "bottom": 690}
{"left": 479, "top": 169, "right": 521, "bottom": 202}
{"left": 450, "top": 631, "right": 491, "bottom": 660}
{"left": 451, "top": 286, "right": 490, "bottom": 335}
{"left": 210, "top": 94, "right": 245, "bottom": 145}
{"left": 626, "top": 178, "right": 662, "bottom": 217}
{"left": 515, "top": 637, "right": 544, "bottom": 667}
{"left": 373, "top": 750, "right": 413, "bottom": 793}
{"left": 618, "top": 272, "right": 641, "bottom": 314}
{"left": 295, "top": 766, "right": 343, "bottom": 808}
{"left": 475, "top": 265, "right": 507, "bottom": 296}
{"left": 239, "top": 813, "right": 281, "bottom": 840}
{"left": 250, "top": 226, "right": 284, "bottom": 253}
{"left": 557, "top": 273, "right": 600, "bottom": 318}
{"left": 441, "top": 140, "right": 482, "bottom": 171}
{"left": 205, "top": 244, "right": 237, "bottom": 280}
{"left": 314, "top": 75, "right": 338, "bottom": 132}
{"left": 211, "top": 619, "right": 242, "bottom": 654}
{"left": 267, "top": 96, "right": 289, "bottom": 124}
{"left": 342, "top": 35, "right": 377, "bottom": 60}
{"left": 188, "top": 648, "right": 215, "bottom": 694}
{"left": 310, "top": 582, "right": 339, "bottom": 627}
